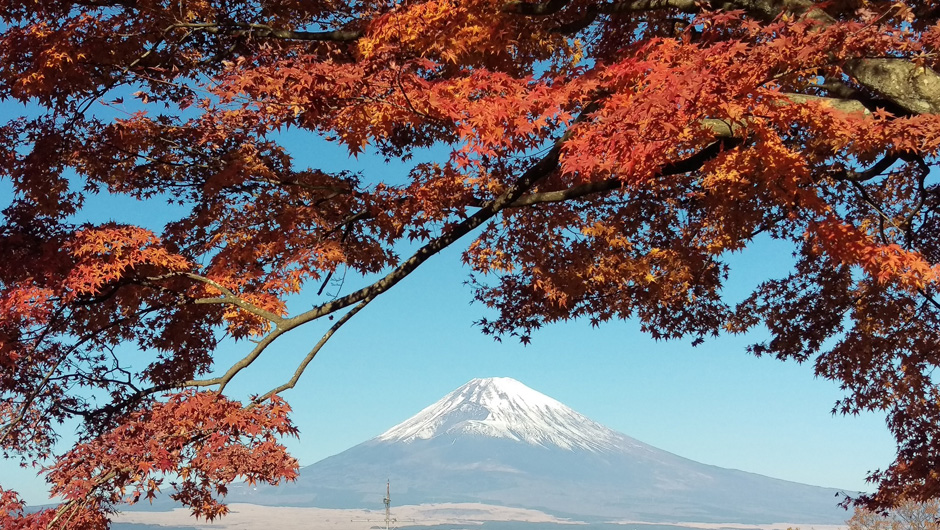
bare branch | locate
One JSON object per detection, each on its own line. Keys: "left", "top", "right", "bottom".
{"left": 184, "top": 273, "right": 286, "bottom": 326}
{"left": 186, "top": 326, "right": 289, "bottom": 394}
{"left": 256, "top": 300, "right": 369, "bottom": 401}
{"left": 830, "top": 153, "right": 900, "bottom": 183}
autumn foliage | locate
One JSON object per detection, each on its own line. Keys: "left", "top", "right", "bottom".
{"left": 2, "top": 0, "right": 940, "bottom": 526}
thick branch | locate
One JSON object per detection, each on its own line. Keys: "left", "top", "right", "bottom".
{"left": 501, "top": 0, "right": 572, "bottom": 15}
{"left": 717, "top": 0, "right": 818, "bottom": 21}
{"left": 818, "top": 79, "right": 913, "bottom": 117}
{"left": 503, "top": 0, "right": 696, "bottom": 15}
{"left": 485, "top": 95, "right": 863, "bottom": 209}
{"left": 830, "top": 153, "right": 900, "bottom": 183}
{"left": 510, "top": 136, "right": 743, "bottom": 207}
{"left": 279, "top": 104, "right": 615, "bottom": 332}
{"left": 845, "top": 59, "right": 940, "bottom": 116}
{"left": 504, "top": 0, "right": 940, "bottom": 117}
{"left": 783, "top": 93, "right": 872, "bottom": 116}
{"left": 283, "top": 143, "right": 565, "bottom": 329}
{"left": 170, "top": 22, "right": 362, "bottom": 42}
{"left": 721, "top": 1, "right": 940, "bottom": 115}
{"left": 597, "top": 0, "right": 697, "bottom": 14}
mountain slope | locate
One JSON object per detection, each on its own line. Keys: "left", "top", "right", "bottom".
{"left": 229, "top": 377, "right": 851, "bottom": 523}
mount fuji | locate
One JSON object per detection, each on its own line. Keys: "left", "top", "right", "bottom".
{"left": 228, "top": 377, "right": 851, "bottom": 524}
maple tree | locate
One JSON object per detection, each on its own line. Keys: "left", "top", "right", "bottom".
{"left": 1, "top": 0, "right": 940, "bottom": 527}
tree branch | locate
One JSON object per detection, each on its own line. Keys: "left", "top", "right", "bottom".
{"left": 283, "top": 141, "right": 567, "bottom": 328}
{"left": 830, "top": 153, "right": 900, "bottom": 183}
{"left": 181, "top": 105, "right": 602, "bottom": 395}
{"left": 597, "top": 0, "right": 697, "bottom": 14}
{"left": 186, "top": 326, "right": 289, "bottom": 394}
{"left": 502, "top": 0, "right": 696, "bottom": 15}
{"left": 845, "top": 59, "right": 940, "bottom": 116}
{"left": 818, "top": 79, "right": 914, "bottom": 117}
{"left": 503, "top": 0, "right": 940, "bottom": 117}
{"left": 782, "top": 93, "right": 872, "bottom": 116}
{"left": 256, "top": 300, "right": 369, "bottom": 402}
{"left": 721, "top": 1, "right": 940, "bottom": 116}
{"left": 184, "top": 273, "right": 286, "bottom": 326}
{"left": 508, "top": 136, "right": 744, "bottom": 207}
{"left": 169, "top": 22, "right": 362, "bottom": 42}
{"left": 183, "top": 143, "right": 561, "bottom": 394}
{"left": 501, "top": 0, "right": 572, "bottom": 15}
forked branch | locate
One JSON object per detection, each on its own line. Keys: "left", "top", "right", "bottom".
{"left": 256, "top": 300, "right": 370, "bottom": 402}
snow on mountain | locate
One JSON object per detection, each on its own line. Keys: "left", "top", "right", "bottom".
{"left": 376, "top": 377, "right": 639, "bottom": 453}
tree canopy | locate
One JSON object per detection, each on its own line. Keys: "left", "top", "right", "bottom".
{"left": 2, "top": 0, "right": 940, "bottom": 527}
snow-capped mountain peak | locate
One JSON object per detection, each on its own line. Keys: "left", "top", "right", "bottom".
{"left": 376, "top": 377, "right": 636, "bottom": 452}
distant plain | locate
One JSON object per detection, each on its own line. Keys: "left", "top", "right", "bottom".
{"left": 112, "top": 502, "right": 849, "bottom": 530}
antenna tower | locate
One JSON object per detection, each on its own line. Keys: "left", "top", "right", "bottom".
{"left": 351, "top": 480, "right": 413, "bottom": 530}
{"left": 383, "top": 480, "right": 392, "bottom": 530}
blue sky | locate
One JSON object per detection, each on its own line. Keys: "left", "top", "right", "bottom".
{"left": 0, "top": 108, "right": 896, "bottom": 510}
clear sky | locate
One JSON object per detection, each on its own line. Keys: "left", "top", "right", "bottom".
{"left": 0, "top": 108, "right": 897, "bottom": 511}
